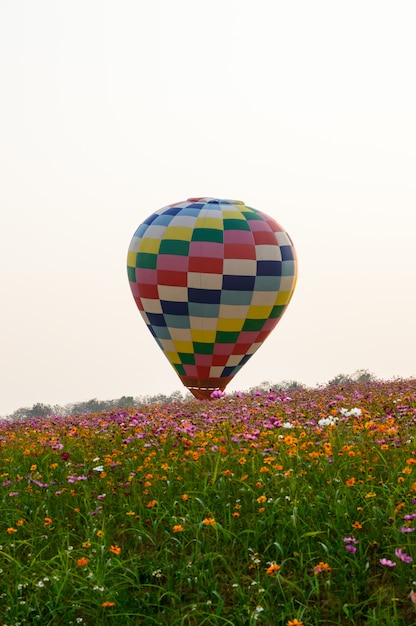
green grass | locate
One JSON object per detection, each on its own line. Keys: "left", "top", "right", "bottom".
{"left": 1, "top": 379, "right": 416, "bottom": 625}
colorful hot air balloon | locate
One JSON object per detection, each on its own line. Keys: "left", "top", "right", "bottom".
{"left": 127, "top": 198, "right": 297, "bottom": 400}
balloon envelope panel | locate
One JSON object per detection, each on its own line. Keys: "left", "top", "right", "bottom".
{"left": 127, "top": 198, "right": 297, "bottom": 399}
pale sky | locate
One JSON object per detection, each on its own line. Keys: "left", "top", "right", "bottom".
{"left": 1, "top": 0, "right": 415, "bottom": 415}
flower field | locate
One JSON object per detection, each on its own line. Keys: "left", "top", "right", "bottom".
{"left": 1, "top": 379, "right": 416, "bottom": 625}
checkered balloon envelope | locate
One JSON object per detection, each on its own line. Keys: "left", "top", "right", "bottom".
{"left": 127, "top": 198, "right": 297, "bottom": 400}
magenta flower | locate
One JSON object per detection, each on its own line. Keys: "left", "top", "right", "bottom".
{"left": 395, "top": 548, "right": 412, "bottom": 563}
{"left": 210, "top": 390, "right": 225, "bottom": 399}
{"left": 399, "top": 527, "right": 415, "bottom": 533}
{"left": 379, "top": 558, "right": 396, "bottom": 567}
{"left": 345, "top": 544, "right": 357, "bottom": 554}
{"left": 410, "top": 589, "right": 416, "bottom": 604}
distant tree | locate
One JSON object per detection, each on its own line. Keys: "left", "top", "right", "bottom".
{"left": 69, "top": 399, "right": 111, "bottom": 415}
{"left": 4, "top": 406, "right": 30, "bottom": 421}
{"left": 278, "top": 380, "right": 306, "bottom": 391}
{"left": 327, "top": 373, "right": 353, "bottom": 386}
{"left": 247, "top": 379, "right": 305, "bottom": 394}
{"left": 352, "top": 369, "right": 376, "bottom": 383}
{"left": 112, "top": 396, "right": 136, "bottom": 409}
{"left": 28, "top": 403, "right": 53, "bottom": 418}
{"left": 328, "top": 369, "right": 376, "bottom": 386}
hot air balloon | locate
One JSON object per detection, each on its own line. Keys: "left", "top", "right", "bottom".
{"left": 127, "top": 198, "right": 297, "bottom": 400}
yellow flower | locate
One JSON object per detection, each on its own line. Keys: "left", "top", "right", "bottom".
{"left": 82, "top": 541, "right": 91, "bottom": 548}
{"left": 126, "top": 510, "right": 136, "bottom": 516}
{"left": 257, "top": 495, "right": 267, "bottom": 504}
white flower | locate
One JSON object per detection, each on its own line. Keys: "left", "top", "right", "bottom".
{"left": 92, "top": 465, "right": 104, "bottom": 472}
{"left": 340, "top": 407, "right": 362, "bottom": 417}
{"left": 282, "top": 422, "right": 294, "bottom": 429}
{"left": 318, "top": 416, "right": 338, "bottom": 426}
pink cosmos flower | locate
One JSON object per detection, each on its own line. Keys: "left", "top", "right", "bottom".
{"left": 379, "top": 558, "right": 396, "bottom": 567}
{"left": 395, "top": 548, "right": 412, "bottom": 563}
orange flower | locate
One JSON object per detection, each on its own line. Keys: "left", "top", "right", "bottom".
{"left": 147, "top": 500, "right": 157, "bottom": 508}
{"left": 266, "top": 563, "right": 280, "bottom": 575}
{"left": 181, "top": 493, "right": 189, "bottom": 501}
{"left": 352, "top": 522, "right": 362, "bottom": 529}
{"left": 7, "top": 527, "right": 17, "bottom": 534}
{"left": 256, "top": 495, "right": 267, "bottom": 504}
{"left": 16, "top": 519, "right": 25, "bottom": 526}
{"left": 203, "top": 517, "right": 216, "bottom": 526}
{"left": 110, "top": 545, "right": 121, "bottom": 555}
{"left": 346, "top": 477, "right": 355, "bottom": 486}
{"left": 287, "top": 620, "right": 304, "bottom": 626}
{"left": 172, "top": 524, "right": 184, "bottom": 532}
{"left": 232, "top": 512, "right": 240, "bottom": 518}
{"left": 44, "top": 517, "right": 53, "bottom": 526}
{"left": 77, "top": 557, "right": 88, "bottom": 566}
{"left": 30, "top": 464, "right": 37, "bottom": 471}
{"left": 314, "top": 561, "right": 331, "bottom": 574}
{"left": 101, "top": 601, "right": 115, "bottom": 607}
{"left": 96, "top": 530, "right": 104, "bottom": 537}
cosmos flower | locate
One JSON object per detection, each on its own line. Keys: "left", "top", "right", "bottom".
{"left": 395, "top": 548, "right": 412, "bottom": 563}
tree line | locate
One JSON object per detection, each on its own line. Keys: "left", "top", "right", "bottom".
{"left": 2, "top": 369, "right": 377, "bottom": 420}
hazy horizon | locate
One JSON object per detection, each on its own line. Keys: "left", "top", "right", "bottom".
{"left": 1, "top": 0, "right": 415, "bottom": 416}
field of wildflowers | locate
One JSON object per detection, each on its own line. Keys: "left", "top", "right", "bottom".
{"left": 1, "top": 378, "right": 416, "bottom": 625}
